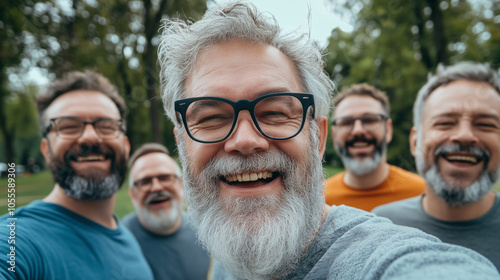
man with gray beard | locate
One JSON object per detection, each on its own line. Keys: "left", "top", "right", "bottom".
{"left": 0, "top": 70, "right": 153, "bottom": 279}
{"left": 325, "top": 83, "right": 425, "bottom": 211}
{"left": 373, "top": 61, "right": 500, "bottom": 271}
{"left": 123, "top": 143, "right": 210, "bottom": 280}
{"left": 158, "top": 2, "right": 499, "bottom": 279}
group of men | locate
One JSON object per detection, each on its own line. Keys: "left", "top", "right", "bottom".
{"left": 1, "top": 1, "right": 500, "bottom": 279}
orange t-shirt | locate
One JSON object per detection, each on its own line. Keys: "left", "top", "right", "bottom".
{"left": 324, "top": 165, "right": 425, "bottom": 211}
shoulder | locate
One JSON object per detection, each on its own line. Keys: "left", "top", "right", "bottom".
{"left": 388, "top": 165, "right": 425, "bottom": 181}
{"left": 322, "top": 207, "right": 499, "bottom": 279}
{"left": 325, "top": 172, "right": 344, "bottom": 186}
{"left": 372, "top": 196, "right": 421, "bottom": 215}
{"left": 121, "top": 212, "right": 138, "bottom": 228}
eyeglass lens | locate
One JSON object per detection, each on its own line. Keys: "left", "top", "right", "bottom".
{"left": 134, "top": 174, "right": 177, "bottom": 189}
{"left": 54, "top": 118, "right": 120, "bottom": 139}
{"left": 335, "top": 114, "right": 385, "bottom": 131}
{"left": 184, "top": 95, "right": 304, "bottom": 142}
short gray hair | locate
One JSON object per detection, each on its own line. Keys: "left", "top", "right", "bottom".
{"left": 158, "top": 1, "right": 334, "bottom": 125}
{"left": 413, "top": 61, "right": 500, "bottom": 129}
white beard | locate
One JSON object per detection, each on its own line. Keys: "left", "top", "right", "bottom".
{"left": 176, "top": 122, "right": 325, "bottom": 279}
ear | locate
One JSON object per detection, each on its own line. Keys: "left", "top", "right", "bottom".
{"left": 409, "top": 127, "right": 418, "bottom": 157}
{"left": 40, "top": 138, "right": 50, "bottom": 163}
{"left": 317, "top": 116, "right": 328, "bottom": 156}
{"left": 123, "top": 136, "right": 131, "bottom": 159}
{"left": 128, "top": 186, "right": 136, "bottom": 201}
{"left": 386, "top": 118, "right": 393, "bottom": 144}
{"left": 174, "top": 127, "right": 179, "bottom": 145}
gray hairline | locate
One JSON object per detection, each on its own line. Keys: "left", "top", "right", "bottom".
{"left": 413, "top": 61, "right": 500, "bottom": 130}
{"left": 158, "top": 1, "right": 334, "bottom": 128}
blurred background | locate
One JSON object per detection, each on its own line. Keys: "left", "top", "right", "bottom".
{"left": 0, "top": 0, "right": 499, "bottom": 217}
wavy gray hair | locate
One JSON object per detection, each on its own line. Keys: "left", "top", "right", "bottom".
{"left": 413, "top": 61, "right": 500, "bottom": 129}
{"left": 158, "top": 1, "right": 334, "bottom": 126}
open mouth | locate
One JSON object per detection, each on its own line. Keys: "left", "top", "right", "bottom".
{"left": 148, "top": 195, "right": 171, "bottom": 205}
{"left": 442, "top": 153, "right": 481, "bottom": 165}
{"left": 75, "top": 154, "right": 106, "bottom": 162}
{"left": 352, "top": 141, "right": 371, "bottom": 148}
{"left": 221, "top": 171, "right": 280, "bottom": 186}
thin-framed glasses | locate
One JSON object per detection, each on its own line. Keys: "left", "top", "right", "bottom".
{"left": 332, "top": 113, "right": 389, "bottom": 133}
{"left": 43, "top": 117, "right": 125, "bottom": 139}
{"left": 174, "top": 93, "right": 315, "bottom": 143}
{"left": 133, "top": 174, "right": 179, "bottom": 191}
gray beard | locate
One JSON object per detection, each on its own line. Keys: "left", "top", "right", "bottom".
{"left": 335, "top": 137, "right": 386, "bottom": 176}
{"left": 416, "top": 141, "right": 499, "bottom": 207}
{"left": 64, "top": 173, "right": 121, "bottom": 200}
{"left": 176, "top": 122, "right": 325, "bottom": 280}
{"left": 133, "top": 199, "right": 181, "bottom": 233}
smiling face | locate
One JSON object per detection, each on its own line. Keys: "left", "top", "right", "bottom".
{"left": 411, "top": 79, "right": 500, "bottom": 205}
{"left": 129, "top": 152, "right": 183, "bottom": 217}
{"left": 181, "top": 39, "right": 326, "bottom": 200}
{"left": 40, "top": 90, "right": 130, "bottom": 200}
{"left": 331, "top": 95, "right": 392, "bottom": 174}
{"left": 176, "top": 39, "right": 327, "bottom": 278}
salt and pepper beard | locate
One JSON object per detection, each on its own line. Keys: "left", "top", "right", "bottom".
{"left": 132, "top": 190, "right": 181, "bottom": 233}
{"left": 48, "top": 142, "right": 127, "bottom": 200}
{"left": 177, "top": 121, "right": 325, "bottom": 280}
{"left": 335, "top": 134, "right": 387, "bottom": 176}
{"left": 416, "top": 139, "right": 500, "bottom": 207}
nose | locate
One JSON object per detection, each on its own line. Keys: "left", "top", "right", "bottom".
{"left": 224, "top": 111, "right": 270, "bottom": 156}
{"left": 149, "top": 177, "right": 164, "bottom": 192}
{"left": 449, "top": 120, "right": 478, "bottom": 145}
{"left": 78, "top": 123, "right": 101, "bottom": 144}
{"left": 350, "top": 119, "right": 366, "bottom": 135}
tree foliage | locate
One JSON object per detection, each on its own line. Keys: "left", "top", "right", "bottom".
{"left": 0, "top": 0, "right": 207, "bottom": 164}
{"left": 324, "top": 0, "right": 499, "bottom": 169}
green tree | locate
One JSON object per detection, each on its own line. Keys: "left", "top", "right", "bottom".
{"left": 1, "top": 0, "right": 207, "bottom": 163}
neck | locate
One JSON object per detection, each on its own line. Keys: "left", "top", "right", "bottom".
{"left": 422, "top": 188, "right": 496, "bottom": 221}
{"left": 44, "top": 184, "right": 118, "bottom": 229}
{"left": 344, "top": 162, "right": 389, "bottom": 190}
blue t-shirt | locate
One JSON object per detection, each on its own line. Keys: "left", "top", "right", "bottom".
{"left": 0, "top": 200, "right": 153, "bottom": 280}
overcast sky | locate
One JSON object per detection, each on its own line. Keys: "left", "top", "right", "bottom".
{"left": 211, "top": 0, "right": 353, "bottom": 48}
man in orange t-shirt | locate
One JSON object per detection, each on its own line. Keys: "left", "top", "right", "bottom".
{"left": 325, "top": 84, "right": 424, "bottom": 211}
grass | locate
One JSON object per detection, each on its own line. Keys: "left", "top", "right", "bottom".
{"left": 0, "top": 170, "right": 135, "bottom": 219}
{"left": 2, "top": 167, "right": 499, "bottom": 219}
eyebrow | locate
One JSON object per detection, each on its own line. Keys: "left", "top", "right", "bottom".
{"left": 431, "top": 113, "right": 500, "bottom": 121}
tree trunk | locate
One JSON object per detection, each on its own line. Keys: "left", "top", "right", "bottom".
{"left": 426, "top": 0, "right": 448, "bottom": 65}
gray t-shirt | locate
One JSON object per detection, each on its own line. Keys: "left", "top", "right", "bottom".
{"left": 373, "top": 193, "right": 500, "bottom": 271}
{"left": 213, "top": 205, "right": 499, "bottom": 279}
{"left": 122, "top": 212, "right": 210, "bottom": 280}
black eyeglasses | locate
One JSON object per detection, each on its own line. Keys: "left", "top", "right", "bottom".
{"left": 43, "top": 117, "right": 125, "bottom": 139}
{"left": 174, "top": 93, "right": 315, "bottom": 143}
{"left": 332, "top": 113, "right": 389, "bottom": 133}
{"left": 133, "top": 174, "right": 179, "bottom": 191}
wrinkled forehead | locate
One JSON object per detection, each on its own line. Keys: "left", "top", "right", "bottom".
{"left": 185, "top": 40, "right": 303, "bottom": 100}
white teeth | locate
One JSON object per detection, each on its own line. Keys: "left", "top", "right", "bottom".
{"left": 77, "top": 155, "right": 105, "bottom": 162}
{"left": 445, "top": 155, "right": 478, "bottom": 163}
{"left": 225, "top": 171, "right": 273, "bottom": 183}
{"left": 353, "top": 142, "right": 369, "bottom": 147}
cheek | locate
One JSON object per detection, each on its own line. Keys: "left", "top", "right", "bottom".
{"left": 185, "top": 140, "right": 223, "bottom": 174}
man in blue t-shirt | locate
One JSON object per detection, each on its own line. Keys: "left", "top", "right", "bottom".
{"left": 123, "top": 143, "right": 210, "bottom": 280}
{"left": 0, "top": 70, "right": 153, "bottom": 280}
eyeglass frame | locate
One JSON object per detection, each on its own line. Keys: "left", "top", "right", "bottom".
{"left": 174, "top": 92, "right": 315, "bottom": 144}
{"left": 331, "top": 113, "right": 389, "bottom": 133}
{"left": 42, "top": 117, "right": 126, "bottom": 139}
{"left": 132, "top": 174, "right": 179, "bottom": 191}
